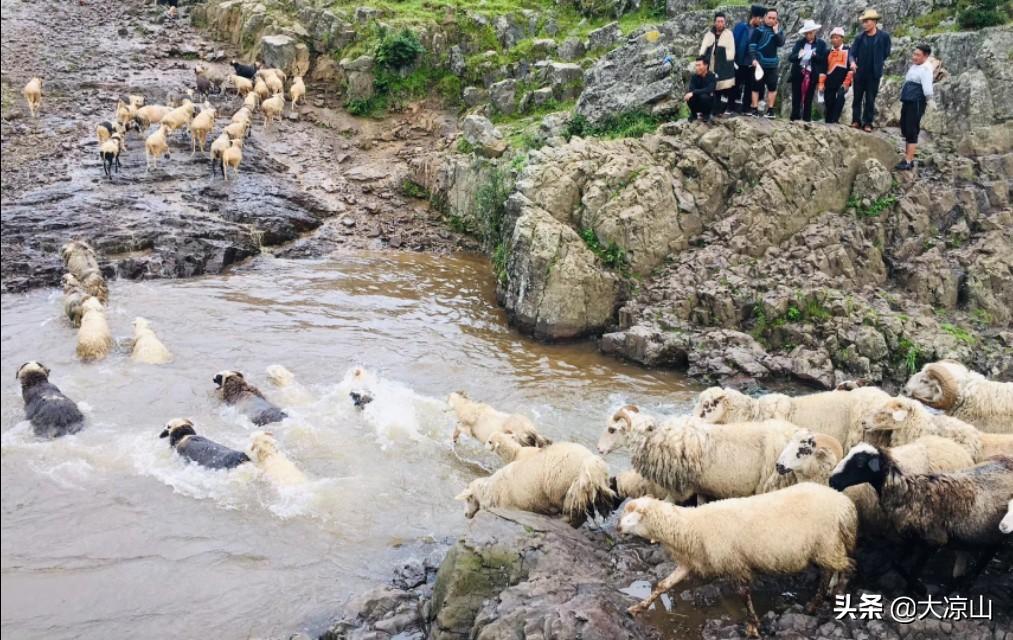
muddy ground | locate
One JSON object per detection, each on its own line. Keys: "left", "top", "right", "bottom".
{"left": 0, "top": 0, "right": 475, "bottom": 293}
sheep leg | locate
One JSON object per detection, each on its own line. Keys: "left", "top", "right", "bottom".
{"left": 739, "top": 583, "right": 761, "bottom": 638}
{"left": 949, "top": 545, "right": 998, "bottom": 592}
{"left": 806, "top": 569, "right": 834, "bottom": 613}
{"left": 896, "top": 544, "right": 935, "bottom": 596}
{"left": 627, "top": 565, "right": 689, "bottom": 616}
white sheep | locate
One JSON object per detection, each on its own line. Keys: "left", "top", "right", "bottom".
{"left": 145, "top": 124, "right": 170, "bottom": 170}
{"left": 265, "top": 364, "right": 315, "bottom": 406}
{"left": 131, "top": 317, "right": 172, "bottom": 364}
{"left": 862, "top": 396, "right": 1011, "bottom": 462}
{"left": 76, "top": 297, "right": 112, "bottom": 361}
{"left": 189, "top": 104, "right": 217, "bottom": 155}
{"left": 693, "top": 386, "right": 891, "bottom": 448}
{"left": 613, "top": 468, "right": 692, "bottom": 502}
{"left": 447, "top": 391, "right": 551, "bottom": 448}
{"left": 261, "top": 93, "right": 285, "bottom": 130}
{"left": 1001, "top": 499, "right": 1012, "bottom": 535}
{"left": 249, "top": 431, "right": 307, "bottom": 486}
{"left": 134, "top": 104, "right": 171, "bottom": 129}
{"left": 485, "top": 431, "right": 540, "bottom": 463}
{"left": 254, "top": 77, "right": 270, "bottom": 101}
{"left": 290, "top": 76, "right": 305, "bottom": 109}
{"left": 903, "top": 361, "right": 1013, "bottom": 433}
{"left": 455, "top": 441, "right": 617, "bottom": 527}
{"left": 23, "top": 77, "right": 42, "bottom": 117}
{"left": 243, "top": 90, "right": 260, "bottom": 111}
{"left": 221, "top": 138, "right": 244, "bottom": 180}
{"left": 61, "top": 240, "right": 100, "bottom": 281}
{"left": 598, "top": 406, "right": 800, "bottom": 501}
{"left": 62, "top": 273, "right": 88, "bottom": 327}
{"left": 230, "top": 74, "right": 254, "bottom": 96}
{"left": 773, "top": 429, "right": 844, "bottom": 484}
{"left": 159, "top": 99, "right": 195, "bottom": 135}
{"left": 618, "top": 484, "right": 857, "bottom": 637}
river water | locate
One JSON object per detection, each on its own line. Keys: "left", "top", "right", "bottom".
{"left": 1, "top": 252, "right": 702, "bottom": 639}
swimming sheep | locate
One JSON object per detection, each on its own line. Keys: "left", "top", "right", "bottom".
{"left": 903, "top": 361, "right": 1013, "bottom": 433}
{"left": 447, "top": 391, "right": 551, "bottom": 448}
{"left": 131, "top": 317, "right": 172, "bottom": 364}
{"left": 16, "top": 362, "right": 85, "bottom": 438}
{"left": 76, "top": 297, "right": 112, "bottom": 361}
{"left": 160, "top": 418, "right": 250, "bottom": 470}
{"left": 213, "top": 370, "right": 287, "bottom": 426}
{"left": 248, "top": 431, "right": 306, "bottom": 486}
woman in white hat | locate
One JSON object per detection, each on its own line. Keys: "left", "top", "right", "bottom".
{"left": 788, "top": 19, "right": 828, "bottom": 122}
{"left": 818, "top": 27, "right": 854, "bottom": 124}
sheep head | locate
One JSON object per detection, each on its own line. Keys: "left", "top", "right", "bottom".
{"left": 455, "top": 481, "right": 483, "bottom": 519}
{"left": 903, "top": 363, "right": 959, "bottom": 410}
{"left": 213, "top": 370, "right": 244, "bottom": 389}
{"left": 862, "top": 397, "right": 920, "bottom": 434}
{"left": 616, "top": 497, "right": 665, "bottom": 539}
{"left": 694, "top": 387, "right": 756, "bottom": 423}
{"left": 60, "top": 240, "right": 96, "bottom": 264}
{"left": 829, "top": 443, "right": 888, "bottom": 493}
{"left": 133, "top": 317, "right": 151, "bottom": 331}
{"left": 598, "top": 404, "right": 642, "bottom": 454}
{"left": 266, "top": 364, "right": 295, "bottom": 387}
{"left": 249, "top": 431, "right": 279, "bottom": 462}
{"left": 159, "top": 418, "right": 196, "bottom": 445}
{"left": 16, "top": 361, "right": 50, "bottom": 382}
{"left": 776, "top": 430, "right": 843, "bottom": 477}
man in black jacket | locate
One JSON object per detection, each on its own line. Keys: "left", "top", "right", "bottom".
{"left": 849, "top": 8, "right": 892, "bottom": 131}
{"left": 684, "top": 57, "right": 717, "bottom": 122}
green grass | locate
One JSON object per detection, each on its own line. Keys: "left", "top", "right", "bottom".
{"left": 579, "top": 228, "right": 628, "bottom": 271}
{"left": 401, "top": 179, "right": 430, "bottom": 199}
{"left": 492, "top": 241, "right": 510, "bottom": 283}
{"left": 940, "top": 323, "right": 976, "bottom": 345}
{"left": 848, "top": 194, "right": 898, "bottom": 218}
{"left": 896, "top": 337, "right": 926, "bottom": 375}
{"left": 564, "top": 110, "right": 662, "bottom": 140}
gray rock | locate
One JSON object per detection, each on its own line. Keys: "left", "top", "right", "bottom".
{"left": 461, "top": 86, "right": 487, "bottom": 107}
{"left": 260, "top": 33, "right": 310, "bottom": 76}
{"left": 587, "top": 22, "right": 622, "bottom": 51}
{"left": 448, "top": 45, "right": 466, "bottom": 76}
{"left": 547, "top": 62, "right": 584, "bottom": 101}
{"left": 489, "top": 79, "right": 518, "bottom": 116}
{"left": 460, "top": 115, "right": 508, "bottom": 159}
{"left": 558, "top": 38, "right": 587, "bottom": 61}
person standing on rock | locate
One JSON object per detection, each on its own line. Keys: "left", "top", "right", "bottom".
{"left": 849, "top": 9, "right": 892, "bottom": 132}
{"left": 699, "top": 12, "right": 737, "bottom": 116}
{"left": 684, "top": 57, "right": 717, "bottom": 123}
{"left": 895, "top": 44, "right": 934, "bottom": 170}
{"left": 788, "top": 20, "right": 827, "bottom": 122}
{"left": 749, "top": 8, "right": 786, "bottom": 118}
{"left": 732, "top": 5, "right": 766, "bottom": 114}
{"left": 818, "top": 27, "right": 853, "bottom": 124}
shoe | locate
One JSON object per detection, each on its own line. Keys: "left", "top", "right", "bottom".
{"left": 850, "top": 122, "right": 861, "bottom": 129}
{"left": 687, "top": 113, "right": 698, "bottom": 122}
{"left": 702, "top": 115, "right": 713, "bottom": 123}
{"left": 863, "top": 124, "right": 873, "bottom": 132}
{"left": 750, "top": 108, "right": 761, "bottom": 117}
{"left": 894, "top": 160, "right": 914, "bottom": 171}
{"left": 765, "top": 108, "right": 777, "bottom": 119}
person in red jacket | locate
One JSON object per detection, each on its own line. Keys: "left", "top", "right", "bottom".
{"left": 819, "top": 27, "right": 854, "bottom": 124}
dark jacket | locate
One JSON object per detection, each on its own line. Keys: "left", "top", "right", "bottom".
{"left": 849, "top": 29, "right": 892, "bottom": 79}
{"left": 688, "top": 71, "right": 717, "bottom": 97}
{"left": 789, "top": 37, "right": 828, "bottom": 80}
{"left": 732, "top": 21, "right": 756, "bottom": 66}
{"left": 749, "top": 24, "right": 786, "bottom": 69}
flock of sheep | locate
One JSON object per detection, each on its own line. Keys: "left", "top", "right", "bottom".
{"left": 20, "top": 58, "right": 306, "bottom": 180}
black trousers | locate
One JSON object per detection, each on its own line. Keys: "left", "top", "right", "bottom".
{"left": 823, "top": 78, "right": 846, "bottom": 124}
{"left": 852, "top": 73, "right": 880, "bottom": 126}
{"left": 687, "top": 94, "right": 714, "bottom": 118}
{"left": 731, "top": 64, "right": 753, "bottom": 111}
{"left": 714, "top": 87, "right": 737, "bottom": 114}
{"left": 790, "top": 73, "right": 817, "bottom": 121}
{"left": 900, "top": 100, "right": 926, "bottom": 143}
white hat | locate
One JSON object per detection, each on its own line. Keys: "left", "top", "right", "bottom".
{"left": 830, "top": 27, "right": 846, "bottom": 37}
{"left": 798, "top": 19, "right": 822, "bottom": 34}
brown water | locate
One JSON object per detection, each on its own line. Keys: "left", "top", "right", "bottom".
{"left": 1, "top": 252, "right": 702, "bottom": 639}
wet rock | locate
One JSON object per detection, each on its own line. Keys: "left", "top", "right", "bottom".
{"left": 587, "top": 22, "right": 622, "bottom": 51}
{"left": 489, "top": 79, "right": 517, "bottom": 116}
{"left": 558, "top": 37, "right": 587, "bottom": 62}
{"left": 460, "top": 115, "right": 507, "bottom": 159}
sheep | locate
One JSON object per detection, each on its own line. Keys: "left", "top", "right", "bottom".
{"left": 209, "top": 131, "right": 231, "bottom": 176}
{"left": 230, "top": 106, "right": 253, "bottom": 131}
{"left": 134, "top": 104, "right": 170, "bottom": 130}
{"left": 22, "top": 77, "right": 42, "bottom": 117}
{"left": 229, "top": 74, "right": 254, "bottom": 97}
{"left": 213, "top": 370, "right": 287, "bottom": 426}
{"left": 598, "top": 405, "right": 800, "bottom": 501}
{"left": 618, "top": 484, "right": 858, "bottom": 637}
{"left": 145, "top": 124, "right": 171, "bottom": 170}
{"left": 862, "top": 396, "right": 1011, "bottom": 462}
{"left": 61, "top": 240, "right": 100, "bottom": 281}
{"left": 447, "top": 391, "right": 551, "bottom": 448}
{"left": 455, "top": 441, "right": 617, "bottom": 527}
{"left": 223, "top": 120, "right": 248, "bottom": 142}
{"left": 220, "top": 138, "right": 243, "bottom": 180}
{"left": 903, "top": 361, "right": 1013, "bottom": 433}
{"left": 243, "top": 90, "right": 260, "bottom": 111}
{"left": 261, "top": 92, "right": 285, "bottom": 130}
{"left": 80, "top": 271, "right": 108, "bottom": 305}
{"left": 193, "top": 65, "right": 224, "bottom": 97}
{"left": 62, "top": 274, "right": 88, "bottom": 327}
{"left": 485, "top": 430, "right": 540, "bottom": 463}
{"left": 257, "top": 67, "right": 287, "bottom": 85}
{"left": 1001, "top": 499, "right": 1012, "bottom": 534}
{"left": 612, "top": 469, "right": 691, "bottom": 502}
{"left": 189, "top": 104, "right": 216, "bottom": 156}
{"left": 289, "top": 76, "right": 305, "bottom": 109}
{"left": 99, "top": 132, "right": 124, "bottom": 179}
{"left": 159, "top": 99, "right": 195, "bottom": 135}
{"left": 830, "top": 446, "right": 1012, "bottom": 588}
{"left": 16, "top": 362, "right": 85, "bottom": 438}
{"left": 249, "top": 431, "right": 307, "bottom": 486}
{"left": 160, "top": 418, "right": 250, "bottom": 470}
{"left": 262, "top": 71, "right": 283, "bottom": 96}
{"left": 773, "top": 429, "right": 844, "bottom": 483}
{"left": 76, "top": 297, "right": 112, "bottom": 361}
{"left": 253, "top": 78, "right": 270, "bottom": 101}
{"left": 131, "top": 317, "right": 172, "bottom": 364}
{"left": 264, "top": 364, "right": 315, "bottom": 406}
{"left": 231, "top": 60, "right": 257, "bottom": 80}
{"left": 693, "top": 385, "right": 891, "bottom": 448}
{"left": 96, "top": 120, "right": 124, "bottom": 144}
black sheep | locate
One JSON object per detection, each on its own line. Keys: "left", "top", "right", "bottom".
{"left": 159, "top": 419, "right": 250, "bottom": 470}
{"left": 16, "top": 362, "right": 85, "bottom": 438}
{"left": 231, "top": 60, "right": 257, "bottom": 80}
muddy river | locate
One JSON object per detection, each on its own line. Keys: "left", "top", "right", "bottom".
{"left": 1, "top": 252, "right": 702, "bottom": 639}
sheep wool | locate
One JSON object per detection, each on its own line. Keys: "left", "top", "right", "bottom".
{"left": 249, "top": 431, "right": 307, "bottom": 486}
{"left": 447, "top": 391, "right": 551, "bottom": 448}
{"left": 131, "top": 317, "right": 172, "bottom": 364}
{"left": 76, "top": 297, "right": 112, "bottom": 361}
{"left": 145, "top": 125, "right": 170, "bottom": 170}
{"left": 612, "top": 469, "right": 691, "bottom": 502}
{"left": 904, "top": 361, "right": 1013, "bottom": 433}
{"left": 61, "top": 240, "right": 100, "bottom": 281}
{"left": 290, "top": 76, "right": 305, "bottom": 108}
{"left": 23, "top": 77, "right": 42, "bottom": 117}
{"left": 62, "top": 273, "right": 89, "bottom": 327}
{"left": 861, "top": 396, "right": 1006, "bottom": 461}
{"left": 261, "top": 93, "right": 285, "bottom": 130}
{"left": 264, "top": 364, "right": 315, "bottom": 407}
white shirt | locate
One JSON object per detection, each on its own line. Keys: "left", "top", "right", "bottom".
{"left": 904, "top": 61, "right": 934, "bottom": 99}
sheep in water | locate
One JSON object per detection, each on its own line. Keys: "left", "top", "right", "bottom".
{"left": 160, "top": 418, "right": 250, "bottom": 470}
{"left": 862, "top": 396, "right": 1012, "bottom": 462}
{"left": 265, "top": 364, "right": 315, "bottom": 406}
{"left": 213, "top": 370, "right": 287, "bottom": 426}
{"left": 131, "top": 317, "right": 172, "bottom": 364}
{"left": 693, "top": 385, "right": 890, "bottom": 448}
{"left": 76, "top": 297, "right": 113, "bottom": 362}
{"left": 455, "top": 442, "right": 618, "bottom": 527}
{"left": 903, "top": 361, "right": 1013, "bottom": 433}
{"left": 447, "top": 391, "right": 551, "bottom": 448}
{"left": 62, "top": 274, "right": 89, "bottom": 327}
{"left": 830, "top": 445, "right": 1013, "bottom": 587}
{"left": 485, "top": 430, "right": 540, "bottom": 463}
{"left": 16, "top": 362, "right": 85, "bottom": 438}
{"left": 61, "top": 240, "right": 100, "bottom": 281}
{"left": 618, "top": 484, "right": 858, "bottom": 637}
{"left": 248, "top": 431, "right": 306, "bottom": 486}
{"left": 598, "top": 405, "right": 800, "bottom": 502}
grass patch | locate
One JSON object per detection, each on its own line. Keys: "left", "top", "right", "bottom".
{"left": 940, "top": 323, "right": 976, "bottom": 345}
{"left": 896, "top": 337, "right": 926, "bottom": 375}
{"left": 474, "top": 166, "right": 511, "bottom": 248}
{"left": 563, "top": 110, "right": 661, "bottom": 140}
{"left": 492, "top": 241, "right": 509, "bottom": 283}
{"left": 401, "top": 178, "right": 430, "bottom": 199}
{"left": 579, "top": 228, "right": 628, "bottom": 271}
{"left": 848, "top": 193, "right": 898, "bottom": 218}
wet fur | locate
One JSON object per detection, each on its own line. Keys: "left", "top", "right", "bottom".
{"left": 215, "top": 371, "right": 287, "bottom": 426}
{"left": 17, "top": 363, "right": 85, "bottom": 438}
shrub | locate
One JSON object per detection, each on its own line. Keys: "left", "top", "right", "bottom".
{"left": 375, "top": 28, "right": 425, "bottom": 70}
{"left": 956, "top": 0, "right": 1008, "bottom": 28}
{"left": 579, "top": 228, "right": 628, "bottom": 271}
{"left": 563, "top": 110, "right": 661, "bottom": 140}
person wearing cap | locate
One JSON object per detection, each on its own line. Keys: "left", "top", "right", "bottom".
{"left": 788, "top": 20, "right": 828, "bottom": 122}
{"left": 896, "top": 44, "right": 934, "bottom": 170}
{"left": 699, "top": 12, "right": 737, "bottom": 115}
{"left": 849, "top": 8, "right": 892, "bottom": 131}
{"left": 749, "top": 7, "right": 786, "bottom": 118}
{"left": 818, "top": 27, "right": 854, "bottom": 124}
{"left": 732, "top": 5, "right": 766, "bottom": 114}
{"left": 684, "top": 56, "right": 718, "bottom": 123}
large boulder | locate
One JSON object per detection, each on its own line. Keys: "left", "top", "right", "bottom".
{"left": 259, "top": 33, "right": 310, "bottom": 76}
{"left": 461, "top": 115, "right": 508, "bottom": 159}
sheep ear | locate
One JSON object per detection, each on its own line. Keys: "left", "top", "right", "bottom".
{"left": 891, "top": 409, "right": 908, "bottom": 422}
{"left": 454, "top": 489, "right": 472, "bottom": 501}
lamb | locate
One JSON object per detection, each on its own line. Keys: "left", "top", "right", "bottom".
{"left": 618, "top": 485, "right": 857, "bottom": 637}
{"left": 485, "top": 430, "right": 540, "bottom": 463}
{"left": 16, "top": 362, "right": 85, "bottom": 438}
{"left": 99, "top": 132, "right": 124, "bottom": 179}
{"left": 243, "top": 90, "right": 260, "bottom": 111}
{"left": 131, "top": 317, "right": 172, "bottom": 364}
{"left": 830, "top": 445, "right": 1012, "bottom": 586}
{"left": 903, "top": 361, "right": 1013, "bottom": 433}
{"left": 145, "top": 124, "right": 171, "bottom": 170}
{"left": 231, "top": 60, "right": 257, "bottom": 80}
{"left": 76, "top": 297, "right": 112, "bottom": 361}
{"left": 249, "top": 431, "right": 307, "bottom": 486}
{"left": 455, "top": 441, "right": 617, "bottom": 527}
{"left": 1001, "top": 499, "right": 1012, "bottom": 534}
{"left": 160, "top": 418, "right": 250, "bottom": 470}
{"left": 693, "top": 385, "right": 891, "bottom": 448}
{"left": 260, "top": 93, "right": 285, "bottom": 130}
{"left": 862, "top": 396, "right": 1011, "bottom": 462}
{"left": 134, "top": 104, "right": 171, "bottom": 129}
{"left": 264, "top": 364, "right": 315, "bottom": 406}
{"left": 253, "top": 78, "right": 270, "bottom": 101}
{"left": 230, "top": 74, "right": 254, "bottom": 96}
{"left": 213, "top": 370, "right": 287, "bottom": 426}
{"left": 22, "top": 77, "right": 42, "bottom": 117}
{"left": 598, "top": 405, "right": 800, "bottom": 501}
{"left": 289, "top": 76, "right": 305, "bottom": 108}
{"left": 62, "top": 274, "right": 88, "bottom": 326}
{"left": 189, "top": 104, "right": 216, "bottom": 155}
{"left": 220, "top": 138, "right": 243, "bottom": 180}
{"left": 447, "top": 391, "right": 551, "bottom": 448}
